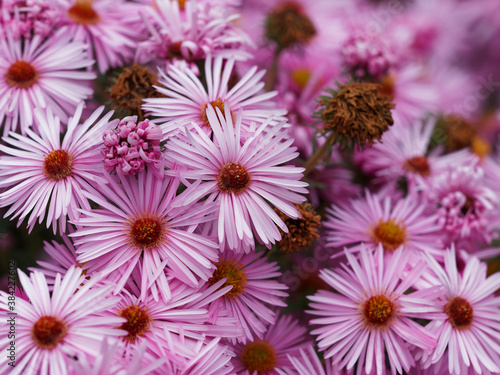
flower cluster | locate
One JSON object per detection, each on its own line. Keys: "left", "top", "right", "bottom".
{"left": 1, "top": 0, "right": 500, "bottom": 374}
{"left": 102, "top": 117, "right": 163, "bottom": 176}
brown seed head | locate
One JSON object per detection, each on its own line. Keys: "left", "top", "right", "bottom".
{"left": 319, "top": 82, "right": 394, "bottom": 147}
{"left": 275, "top": 203, "right": 321, "bottom": 252}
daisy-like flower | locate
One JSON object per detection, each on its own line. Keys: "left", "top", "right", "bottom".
{"left": 324, "top": 190, "right": 443, "bottom": 259}
{"left": 308, "top": 245, "right": 440, "bottom": 375}
{"left": 0, "top": 28, "right": 96, "bottom": 135}
{"left": 281, "top": 345, "right": 345, "bottom": 375}
{"left": 361, "top": 120, "right": 479, "bottom": 193}
{"left": 0, "top": 103, "right": 116, "bottom": 234}
{"left": 136, "top": 0, "right": 253, "bottom": 71}
{"left": 55, "top": 0, "right": 143, "bottom": 73}
{"left": 142, "top": 56, "right": 286, "bottom": 139}
{"left": 203, "top": 250, "right": 288, "bottom": 342}
{"left": 231, "top": 314, "right": 311, "bottom": 374}
{"left": 430, "top": 165, "right": 499, "bottom": 247}
{"left": 0, "top": 267, "right": 125, "bottom": 375}
{"left": 166, "top": 104, "right": 308, "bottom": 252}
{"left": 416, "top": 247, "right": 500, "bottom": 375}
{"left": 72, "top": 170, "right": 219, "bottom": 301}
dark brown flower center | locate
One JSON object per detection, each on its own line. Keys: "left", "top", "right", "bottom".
{"left": 275, "top": 203, "right": 321, "bottom": 252}
{"left": 319, "top": 82, "right": 394, "bottom": 147}
{"left": 403, "top": 155, "right": 430, "bottom": 177}
{"left": 118, "top": 305, "right": 152, "bottom": 343}
{"left": 31, "top": 316, "right": 67, "bottom": 350}
{"left": 130, "top": 217, "right": 164, "bottom": 250}
{"left": 110, "top": 64, "right": 165, "bottom": 119}
{"left": 445, "top": 296, "right": 473, "bottom": 329}
{"left": 217, "top": 162, "right": 251, "bottom": 194}
{"left": 372, "top": 219, "right": 406, "bottom": 252}
{"left": 363, "top": 295, "right": 394, "bottom": 327}
{"left": 265, "top": 2, "right": 316, "bottom": 50}
{"left": 5, "top": 61, "right": 38, "bottom": 88}
{"left": 240, "top": 339, "right": 277, "bottom": 373}
{"left": 209, "top": 259, "right": 248, "bottom": 299}
{"left": 68, "top": 0, "right": 100, "bottom": 25}
{"left": 43, "top": 150, "right": 73, "bottom": 181}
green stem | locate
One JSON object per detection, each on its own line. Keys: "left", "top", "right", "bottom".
{"left": 303, "top": 132, "right": 336, "bottom": 177}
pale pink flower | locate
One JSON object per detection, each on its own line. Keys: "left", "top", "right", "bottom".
{"left": 0, "top": 28, "right": 95, "bottom": 134}
{"left": 0, "top": 104, "right": 116, "bottom": 234}
{"left": 165, "top": 104, "right": 308, "bottom": 252}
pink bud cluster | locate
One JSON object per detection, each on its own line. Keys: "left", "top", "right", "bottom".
{"left": 102, "top": 117, "right": 163, "bottom": 176}
{"left": 0, "top": 0, "right": 59, "bottom": 40}
{"left": 341, "top": 33, "right": 395, "bottom": 80}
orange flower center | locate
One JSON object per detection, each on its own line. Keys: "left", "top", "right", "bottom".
{"left": 130, "top": 217, "right": 164, "bottom": 250}
{"left": 201, "top": 99, "right": 233, "bottom": 128}
{"left": 208, "top": 259, "right": 248, "bottom": 300}
{"left": 43, "top": 150, "right": 73, "bottom": 181}
{"left": 363, "top": 295, "right": 394, "bottom": 327}
{"left": 403, "top": 155, "right": 430, "bottom": 177}
{"left": 68, "top": 0, "right": 100, "bottom": 25}
{"left": 240, "top": 339, "right": 277, "bottom": 373}
{"left": 118, "top": 305, "right": 152, "bottom": 343}
{"left": 31, "top": 316, "right": 67, "bottom": 350}
{"left": 217, "top": 162, "right": 251, "bottom": 194}
{"left": 5, "top": 61, "right": 38, "bottom": 88}
{"left": 372, "top": 219, "right": 406, "bottom": 252}
{"left": 445, "top": 296, "right": 473, "bottom": 329}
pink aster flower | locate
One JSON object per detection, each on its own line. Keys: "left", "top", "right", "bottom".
{"left": 166, "top": 104, "right": 308, "bottom": 252}
{"left": 202, "top": 250, "right": 288, "bottom": 343}
{"left": 142, "top": 56, "right": 286, "bottom": 139}
{"left": 416, "top": 247, "right": 500, "bottom": 375}
{"left": 102, "top": 116, "right": 163, "bottom": 177}
{"left": 308, "top": 245, "right": 440, "bottom": 375}
{"left": 282, "top": 345, "right": 347, "bottom": 375}
{"left": 361, "top": 120, "right": 479, "bottom": 193}
{"left": 430, "top": 165, "right": 499, "bottom": 247}
{"left": 231, "top": 314, "right": 311, "bottom": 374}
{"left": 324, "top": 190, "right": 443, "bottom": 259}
{"left": 0, "top": 267, "right": 125, "bottom": 375}
{"left": 72, "top": 170, "right": 219, "bottom": 301}
{"left": 0, "top": 104, "right": 116, "bottom": 234}
{"left": 55, "top": 0, "right": 143, "bottom": 73}
{"left": 0, "top": 28, "right": 96, "bottom": 135}
{"left": 136, "top": 0, "right": 253, "bottom": 71}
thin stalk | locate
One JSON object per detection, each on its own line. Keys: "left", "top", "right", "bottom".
{"left": 303, "top": 132, "right": 336, "bottom": 177}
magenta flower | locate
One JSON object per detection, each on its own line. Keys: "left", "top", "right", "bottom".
{"left": 308, "top": 245, "right": 440, "bottom": 375}
{"left": 102, "top": 116, "right": 163, "bottom": 177}
{"left": 72, "top": 171, "right": 219, "bottom": 301}
{"left": 0, "top": 104, "right": 116, "bottom": 233}
{"left": 142, "top": 56, "right": 285, "bottom": 139}
{"left": 231, "top": 314, "right": 311, "bottom": 374}
{"left": 283, "top": 345, "right": 346, "bottom": 375}
{"left": 0, "top": 267, "right": 125, "bottom": 375}
{"left": 0, "top": 28, "right": 96, "bottom": 134}
{"left": 324, "top": 190, "right": 443, "bottom": 259}
{"left": 165, "top": 104, "right": 308, "bottom": 251}
{"left": 417, "top": 247, "right": 500, "bottom": 375}
{"left": 203, "top": 250, "right": 288, "bottom": 343}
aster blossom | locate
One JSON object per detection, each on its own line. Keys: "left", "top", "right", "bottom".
{"left": 416, "top": 247, "right": 500, "bottom": 375}
{"left": 324, "top": 190, "right": 443, "bottom": 259}
{"left": 0, "top": 28, "right": 96, "bottom": 134}
{"left": 55, "top": 0, "right": 143, "bottom": 73}
{"left": 204, "top": 250, "right": 288, "bottom": 343}
{"left": 0, "top": 103, "right": 116, "bottom": 234}
{"left": 142, "top": 56, "right": 285, "bottom": 139}
{"left": 72, "top": 170, "right": 219, "bottom": 301}
{"left": 308, "top": 245, "right": 440, "bottom": 375}
{"left": 0, "top": 267, "right": 125, "bottom": 375}
{"left": 136, "top": 0, "right": 253, "bottom": 72}
{"left": 166, "top": 104, "right": 308, "bottom": 252}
